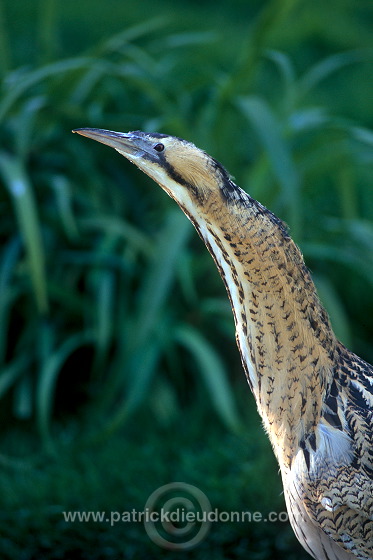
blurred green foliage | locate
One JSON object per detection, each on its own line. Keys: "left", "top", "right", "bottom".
{"left": 0, "top": 0, "right": 372, "bottom": 558}
{"left": 0, "top": 404, "right": 306, "bottom": 559}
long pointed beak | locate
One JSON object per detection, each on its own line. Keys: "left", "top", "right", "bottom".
{"left": 72, "top": 128, "right": 149, "bottom": 159}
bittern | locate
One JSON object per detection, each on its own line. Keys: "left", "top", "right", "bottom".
{"left": 73, "top": 128, "right": 373, "bottom": 560}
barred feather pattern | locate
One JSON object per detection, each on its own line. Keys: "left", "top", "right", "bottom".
{"left": 287, "top": 347, "right": 373, "bottom": 559}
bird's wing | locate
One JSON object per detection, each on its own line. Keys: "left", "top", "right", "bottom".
{"left": 297, "top": 346, "right": 373, "bottom": 558}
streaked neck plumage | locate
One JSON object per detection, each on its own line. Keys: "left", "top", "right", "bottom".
{"left": 185, "top": 182, "right": 337, "bottom": 467}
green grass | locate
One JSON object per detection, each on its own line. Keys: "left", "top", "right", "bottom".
{"left": 0, "top": 0, "right": 372, "bottom": 557}
{"left": 0, "top": 403, "right": 309, "bottom": 560}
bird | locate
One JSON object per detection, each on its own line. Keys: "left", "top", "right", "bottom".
{"left": 73, "top": 128, "right": 373, "bottom": 560}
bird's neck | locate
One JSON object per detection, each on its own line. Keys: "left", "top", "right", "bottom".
{"left": 188, "top": 189, "right": 337, "bottom": 467}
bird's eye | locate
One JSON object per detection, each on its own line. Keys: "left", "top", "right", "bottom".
{"left": 153, "top": 143, "right": 164, "bottom": 152}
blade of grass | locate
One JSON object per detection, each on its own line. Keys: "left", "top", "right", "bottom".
{"left": 94, "top": 340, "right": 161, "bottom": 441}
{"left": 80, "top": 216, "right": 152, "bottom": 254}
{"left": 13, "top": 374, "right": 33, "bottom": 419}
{"left": 175, "top": 325, "right": 241, "bottom": 431}
{"left": 133, "top": 210, "right": 191, "bottom": 347}
{"left": 0, "top": 57, "right": 91, "bottom": 123}
{"left": 92, "top": 268, "right": 115, "bottom": 376}
{"left": 68, "top": 62, "right": 109, "bottom": 105}
{"left": 350, "top": 126, "right": 373, "bottom": 148}
{"left": 0, "top": 153, "right": 48, "bottom": 314}
{"left": 11, "top": 95, "right": 46, "bottom": 159}
{"left": 96, "top": 16, "right": 169, "bottom": 55}
{"left": 51, "top": 175, "right": 80, "bottom": 241}
{"left": 0, "top": 356, "right": 30, "bottom": 399}
{"left": 264, "top": 50, "right": 296, "bottom": 109}
{"left": 299, "top": 50, "right": 373, "bottom": 98}
{"left": 159, "top": 30, "right": 218, "bottom": 49}
{"left": 36, "top": 331, "right": 94, "bottom": 450}
{"left": 288, "top": 107, "right": 330, "bottom": 133}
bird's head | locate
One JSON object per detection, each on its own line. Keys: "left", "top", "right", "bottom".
{"left": 73, "top": 128, "right": 236, "bottom": 216}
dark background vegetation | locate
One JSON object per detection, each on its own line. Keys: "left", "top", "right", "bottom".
{"left": 0, "top": 0, "right": 372, "bottom": 558}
